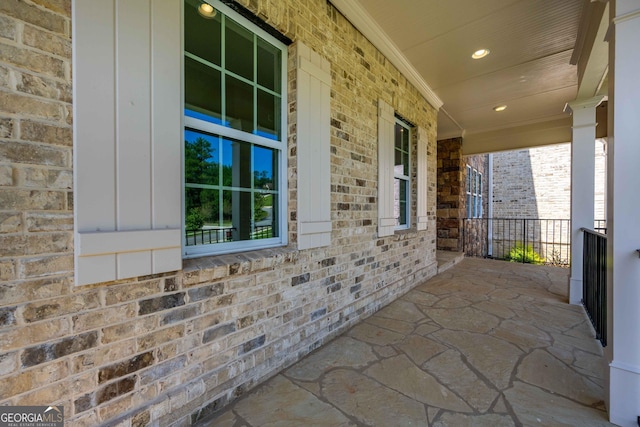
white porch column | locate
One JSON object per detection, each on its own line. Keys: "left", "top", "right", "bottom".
{"left": 565, "top": 96, "right": 604, "bottom": 305}
{"left": 607, "top": 1, "right": 640, "bottom": 425}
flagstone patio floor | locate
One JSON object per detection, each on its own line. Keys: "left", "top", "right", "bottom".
{"left": 198, "top": 257, "right": 613, "bottom": 426}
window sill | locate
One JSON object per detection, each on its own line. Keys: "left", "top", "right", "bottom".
{"left": 182, "top": 246, "right": 298, "bottom": 286}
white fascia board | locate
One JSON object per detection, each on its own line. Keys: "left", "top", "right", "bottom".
{"left": 331, "top": 0, "right": 444, "bottom": 110}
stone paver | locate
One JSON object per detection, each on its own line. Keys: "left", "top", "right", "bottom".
{"left": 197, "top": 258, "right": 613, "bottom": 427}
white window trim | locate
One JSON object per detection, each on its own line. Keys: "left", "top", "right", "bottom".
{"left": 394, "top": 117, "right": 411, "bottom": 230}
{"left": 466, "top": 165, "right": 483, "bottom": 219}
{"left": 181, "top": 0, "right": 288, "bottom": 258}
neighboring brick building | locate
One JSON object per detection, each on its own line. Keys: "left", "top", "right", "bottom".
{"left": 437, "top": 140, "right": 606, "bottom": 259}
{"left": 0, "top": 1, "right": 438, "bottom": 426}
{"left": 492, "top": 141, "right": 607, "bottom": 222}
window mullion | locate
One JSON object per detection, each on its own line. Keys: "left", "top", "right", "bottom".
{"left": 218, "top": 136, "right": 223, "bottom": 228}
{"left": 221, "top": 13, "right": 227, "bottom": 127}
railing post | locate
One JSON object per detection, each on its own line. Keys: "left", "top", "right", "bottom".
{"left": 522, "top": 218, "right": 526, "bottom": 264}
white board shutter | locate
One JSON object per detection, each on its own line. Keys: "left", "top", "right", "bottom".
{"left": 73, "top": 0, "right": 181, "bottom": 286}
{"left": 416, "top": 126, "right": 429, "bottom": 231}
{"left": 296, "top": 42, "right": 332, "bottom": 250}
{"left": 378, "top": 99, "right": 395, "bottom": 237}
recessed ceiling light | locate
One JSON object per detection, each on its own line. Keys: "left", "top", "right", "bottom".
{"left": 198, "top": 2, "right": 217, "bottom": 19}
{"left": 472, "top": 49, "right": 490, "bottom": 59}
{"left": 493, "top": 105, "right": 507, "bottom": 112}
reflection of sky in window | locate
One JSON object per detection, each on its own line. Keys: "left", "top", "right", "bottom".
{"left": 185, "top": 129, "right": 218, "bottom": 162}
{"left": 186, "top": 109, "right": 226, "bottom": 126}
{"left": 219, "top": 139, "right": 273, "bottom": 184}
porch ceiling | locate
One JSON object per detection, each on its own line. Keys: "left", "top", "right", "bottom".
{"left": 332, "top": 0, "right": 608, "bottom": 154}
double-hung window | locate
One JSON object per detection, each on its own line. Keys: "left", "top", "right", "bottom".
{"left": 183, "top": 0, "right": 287, "bottom": 257}
{"left": 466, "top": 165, "right": 482, "bottom": 218}
{"left": 394, "top": 118, "right": 411, "bottom": 229}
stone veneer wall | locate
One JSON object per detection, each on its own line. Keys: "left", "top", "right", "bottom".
{"left": 436, "top": 138, "right": 489, "bottom": 253}
{"left": 0, "top": 1, "right": 438, "bottom": 426}
{"left": 492, "top": 141, "right": 606, "bottom": 222}
{"left": 436, "top": 138, "right": 464, "bottom": 251}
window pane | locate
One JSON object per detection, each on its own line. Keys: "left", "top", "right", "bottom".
{"left": 257, "top": 90, "right": 280, "bottom": 140}
{"left": 254, "top": 191, "right": 275, "bottom": 239}
{"left": 185, "top": 129, "right": 219, "bottom": 185}
{"left": 225, "top": 76, "right": 254, "bottom": 132}
{"left": 401, "top": 126, "right": 410, "bottom": 152}
{"left": 399, "top": 179, "right": 407, "bottom": 225}
{"left": 466, "top": 167, "right": 471, "bottom": 192}
{"left": 467, "top": 194, "right": 472, "bottom": 218}
{"left": 254, "top": 146, "right": 276, "bottom": 190}
{"left": 257, "top": 37, "right": 281, "bottom": 93}
{"left": 472, "top": 170, "right": 477, "bottom": 194}
{"left": 221, "top": 138, "right": 252, "bottom": 189}
{"left": 225, "top": 18, "right": 254, "bottom": 80}
{"left": 473, "top": 195, "right": 477, "bottom": 218}
{"left": 394, "top": 178, "right": 407, "bottom": 226}
{"left": 185, "top": 58, "right": 222, "bottom": 124}
{"left": 184, "top": 2, "right": 221, "bottom": 66}
{"left": 402, "top": 151, "right": 409, "bottom": 176}
{"left": 185, "top": 188, "right": 222, "bottom": 245}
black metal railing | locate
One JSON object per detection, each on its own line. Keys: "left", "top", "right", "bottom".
{"left": 582, "top": 228, "right": 607, "bottom": 347}
{"left": 185, "top": 228, "right": 234, "bottom": 246}
{"left": 185, "top": 225, "right": 273, "bottom": 246}
{"left": 463, "top": 218, "right": 571, "bottom": 266}
{"left": 594, "top": 219, "right": 607, "bottom": 234}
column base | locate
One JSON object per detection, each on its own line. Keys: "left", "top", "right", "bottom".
{"left": 569, "top": 276, "right": 583, "bottom": 305}
{"left": 609, "top": 361, "right": 640, "bottom": 427}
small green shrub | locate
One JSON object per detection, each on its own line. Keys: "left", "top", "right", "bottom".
{"left": 507, "top": 244, "right": 545, "bottom": 264}
{"left": 185, "top": 208, "right": 205, "bottom": 230}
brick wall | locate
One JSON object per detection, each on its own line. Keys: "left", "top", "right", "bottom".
{"left": 0, "top": 1, "right": 438, "bottom": 426}
{"left": 492, "top": 141, "right": 606, "bottom": 222}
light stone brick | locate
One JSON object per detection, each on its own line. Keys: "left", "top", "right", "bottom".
{"left": 104, "top": 280, "right": 162, "bottom": 305}
{"left": 69, "top": 338, "right": 137, "bottom": 374}
{"left": 0, "top": 351, "right": 17, "bottom": 376}
{"left": 0, "top": 140, "right": 70, "bottom": 167}
{"left": 72, "top": 303, "right": 137, "bottom": 333}
{"left": 20, "top": 120, "right": 72, "bottom": 146}
{"left": 29, "top": 0, "right": 71, "bottom": 16}
{"left": 0, "top": 15, "right": 16, "bottom": 41}
{"left": 23, "top": 24, "right": 71, "bottom": 58}
{"left": 0, "top": 317, "right": 70, "bottom": 351}
{"left": 0, "top": 43, "right": 66, "bottom": 79}
{"left": 0, "top": 232, "right": 71, "bottom": 256}
{"left": 0, "top": 0, "right": 67, "bottom": 35}
{"left": 22, "top": 290, "right": 99, "bottom": 322}
{"left": 18, "top": 253, "right": 73, "bottom": 278}
{"left": 0, "top": 164, "right": 12, "bottom": 185}
{"left": 0, "top": 117, "right": 14, "bottom": 137}
{"left": 66, "top": 411, "right": 100, "bottom": 427}
{"left": 26, "top": 212, "right": 72, "bottom": 232}
{"left": 101, "top": 316, "right": 158, "bottom": 344}
{"left": 19, "top": 166, "right": 72, "bottom": 189}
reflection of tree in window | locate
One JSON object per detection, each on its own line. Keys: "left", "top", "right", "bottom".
{"left": 184, "top": 133, "right": 277, "bottom": 242}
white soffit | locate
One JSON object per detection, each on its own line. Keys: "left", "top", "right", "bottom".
{"left": 330, "top": 0, "right": 443, "bottom": 110}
